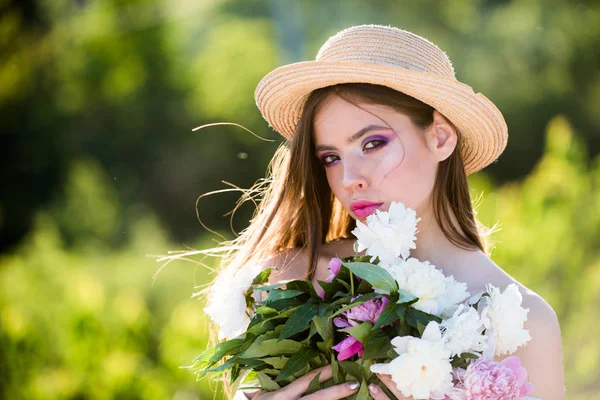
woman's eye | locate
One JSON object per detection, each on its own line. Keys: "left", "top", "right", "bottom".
{"left": 320, "top": 154, "right": 340, "bottom": 167}
{"left": 363, "top": 139, "right": 388, "bottom": 152}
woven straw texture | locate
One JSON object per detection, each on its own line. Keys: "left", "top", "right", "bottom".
{"left": 254, "top": 25, "right": 508, "bottom": 175}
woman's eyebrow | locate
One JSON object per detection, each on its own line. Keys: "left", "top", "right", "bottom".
{"left": 315, "top": 124, "right": 390, "bottom": 152}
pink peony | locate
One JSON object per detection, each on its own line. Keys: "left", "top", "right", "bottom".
{"left": 325, "top": 257, "right": 343, "bottom": 283}
{"left": 332, "top": 296, "right": 389, "bottom": 361}
{"left": 332, "top": 336, "right": 364, "bottom": 361}
{"left": 335, "top": 295, "right": 389, "bottom": 327}
{"left": 452, "top": 356, "right": 534, "bottom": 399}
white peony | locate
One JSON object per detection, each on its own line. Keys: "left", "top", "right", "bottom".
{"left": 479, "top": 283, "right": 531, "bottom": 357}
{"left": 438, "top": 275, "right": 470, "bottom": 319}
{"left": 440, "top": 304, "right": 487, "bottom": 357}
{"left": 383, "top": 258, "right": 469, "bottom": 317}
{"left": 351, "top": 201, "right": 420, "bottom": 264}
{"left": 203, "top": 263, "right": 263, "bottom": 340}
{"left": 371, "top": 321, "right": 454, "bottom": 399}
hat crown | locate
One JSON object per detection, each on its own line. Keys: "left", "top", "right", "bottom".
{"left": 316, "top": 25, "right": 455, "bottom": 79}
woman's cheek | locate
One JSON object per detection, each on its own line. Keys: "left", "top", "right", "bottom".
{"left": 368, "top": 146, "right": 406, "bottom": 186}
{"left": 326, "top": 168, "right": 343, "bottom": 196}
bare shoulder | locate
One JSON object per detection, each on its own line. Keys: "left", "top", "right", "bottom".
{"left": 260, "top": 247, "right": 310, "bottom": 283}
{"left": 470, "top": 256, "right": 564, "bottom": 397}
{"left": 478, "top": 257, "right": 558, "bottom": 323}
{"left": 465, "top": 255, "right": 559, "bottom": 325}
{"left": 261, "top": 239, "right": 355, "bottom": 283}
{"left": 514, "top": 285, "right": 564, "bottom": 398}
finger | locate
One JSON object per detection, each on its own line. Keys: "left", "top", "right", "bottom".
{"left": 284, "top": 365, "right": 333, "bottom": 398}
{"left": 376, "top": 373, "right": 407, "bottom": 399}
{"left": 367, "top": 383, "right": 390, "bottom": 400}
{"left": 301, "top": 381, "right": 361, "bottom": 400}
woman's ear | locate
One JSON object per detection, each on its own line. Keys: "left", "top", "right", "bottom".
{"left": 426, "top": 110, "right": 458, "bottom": 162}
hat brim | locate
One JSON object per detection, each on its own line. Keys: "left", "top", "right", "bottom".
{"left": 255, "top": 60, "right": 507, "bottom": 175}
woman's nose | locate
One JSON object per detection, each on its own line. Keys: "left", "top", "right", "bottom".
{"left": 342, "top": 160, "right": 368, "bottom": 192}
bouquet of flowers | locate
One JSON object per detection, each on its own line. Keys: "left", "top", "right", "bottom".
{"left": 195, "top": 202, "right": 535, "bottom": 399}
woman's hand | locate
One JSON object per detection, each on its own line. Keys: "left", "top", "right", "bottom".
{"left": 367, "top": 373, "right": 412, "bottom": 400}
{"left": 247, "top": 365, "right": 361, "bottom": 400}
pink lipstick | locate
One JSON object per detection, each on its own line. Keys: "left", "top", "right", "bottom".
{"left": 350, "top": 201, "right": 383, "bottom": 218}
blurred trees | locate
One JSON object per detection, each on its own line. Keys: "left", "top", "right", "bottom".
{"left": 0, "top": 159, "right": 221, "bottom": 399}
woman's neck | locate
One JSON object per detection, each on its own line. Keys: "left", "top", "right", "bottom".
{"left": 409, "top": 201, "right": 483, "bottom": 274}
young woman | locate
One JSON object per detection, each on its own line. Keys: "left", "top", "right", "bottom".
{"left": 211, "top": 25, "right": 564, "bottom": 399}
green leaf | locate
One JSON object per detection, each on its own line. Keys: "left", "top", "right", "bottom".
{"left": 356, "top": 379, "right": 369, "bottom": 400}
{"left": 416, "top": 320, "right": 427, "bottom": 336}
{"left": 230, "top": 364, "right": 241, "bottom": 385}
{"left": 246, "top": 319, "right": 275, "bottom": 336}
{"left": 331, "top": 295, "right": 353, "bottom": 307}
{"left": 271, "top": 305, "right": 301, "bottom": 319}
{"left": 361, "top": 358, "right": 374, "bottom": 378}
{"left": 247, "top": 308, "right": 299, "bottom": 335}
{"left": 312, "top": 315, "right": 334, "bottom": 346}
{"left": 261, "top": 356, "right": 289, "bottom": 369}
{"left": 241, "top": 339, "right": 303, "bottom": 358}
{"left": 255, "top": 368, "right": 280, "bottom": 375}
{"left": 276, "top": 347, "right": 319, "bottom": 381}
{"left": 252, "top": 268, "right": 272, "bottom": 285}
{"left": 342, "top": 255, "right": 372, "bottom": 263}
{"left": 316, "top": 341, "right": 331, "bottom": 354}
{"left": 255, "top": 282, "right": 286, "bottom": 292}
{"left": 318, "top": 303, "right": 331, "bottom": 317}
{"left": 331, "top": 356, "right": 343, "bottom": 384}
{"left": 203, "top": 355, "right": 240, "bottom": 373}
{"left": 306, "top": 372, "right": 321, "bottom": 395}
{"left": 285, "top": 280, "right": 311, "bottom": 293}
{"left": 336, "top": 279, "right": 352, "bottom": 291}
{"left": 279, "top": 303, "right": 319, "bottom": 341}
{"left": 397, "top": 289, "right": 418, "bottom": 304}
{"left": 263, "top": 297, "right": 303, "bottom": 311}
{"left": 339, "top": 361, "right": 362, "bottom": 380}
{"left": 264, "top": 289, "right": 305, "bottom": 302}
{"left": 307, "top": 320, "right": 319, "bottom": 341}
{"left": 255, "top": 306, "right": 277, "bottom": 315}
{"left": 374, "top": 299, "right": 398, "bottom": 328}
{"left": 257, "top": 371, "right": 280, "bottom": 391}
{"left": 342, "top": 321, "right": 373, "bottom": 344}
{"left": 235, "top": 358, "right": 268, "bottom": 369}
{"left": 406, "top": 307, "right": 441, "bottom": 332}
{"left": 304, "top": 278, "right": 320, "bottom": 298}
{"left": 452, "top": 352, "right": 480, "bottom": 369}
{"left": 394, "top": 318, "right": 413, "bottom": 337}
{"left": 194, "top": 338, "right": 245, "bottom": 363}
{"left": 230, "top": 369, "right": 251, "bottom": 394}
{"left": 342, "top": 262, "right": 398, "bottom": 294}
{"left": 362, "top": 329, "right": 393, "bottom": 360}
{"left": 356, "top": 279, "right": 373, "bottom": 294}
{"left": 316, "top": 280, "right": 335, "bottom": 299}
{"left": 242, "top": 370, "right": 258, "bottom": 384}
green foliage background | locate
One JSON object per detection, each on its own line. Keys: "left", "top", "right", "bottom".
{"left": 1, "top": 0, "right": 599, "bottom": 399}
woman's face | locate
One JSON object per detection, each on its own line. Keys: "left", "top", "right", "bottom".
{"left": 313, "top": 95, "right": 455, "bottom": 221}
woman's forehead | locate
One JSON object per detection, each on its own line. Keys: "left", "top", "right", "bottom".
{"left": 313, "top": 96, "right": 411, "bottom": 141}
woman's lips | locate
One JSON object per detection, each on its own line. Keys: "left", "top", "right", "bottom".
{"left": 350, "top": 201, "right": 383, "bottom": 218}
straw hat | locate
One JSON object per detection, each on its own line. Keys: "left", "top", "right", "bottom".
{"left": 254, "top": 24, "right": 508, "bottom": 175}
